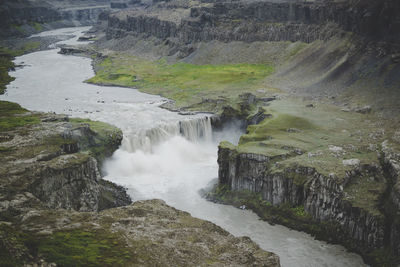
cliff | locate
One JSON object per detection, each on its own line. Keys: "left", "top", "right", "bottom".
{"left": 0, "top": 0, "right": 130, "bottom": 38}
{"left": 101, "top": 0, "right": 400, "bottom": 116}
{"left": 209, "top": 97, "right": 400, "bottom": 266}
{"left": 0, "top": 100, "right": 281, "bottom": 265}
{"left": 0, "top": 199, "right": 280, "bottom": 266}
{"left": 0, "top": 101, "right": 130, "bottom": 212}
{"left": 106, "top": 0, "right": 400, "bottom": 46}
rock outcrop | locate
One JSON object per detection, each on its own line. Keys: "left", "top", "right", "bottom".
{"left": 216, "top": 139, "right": 400, "bottom": 265}
{"left": 0, "top": 0, "right": 134, "bottom": 38}
{"left": 0, "top": 101, "right": 280, "bottom": 266}
{"left": 0, "top": 199, "right": 280, "bottom": 266}
{"left": 105, "top": 0, "right": 400, "bottom": 47}
{"left": 0, "top": 104, "right": 130, "bottom": 213}
{"left": 380, "top": 141, "right": 400, "bottom": 257}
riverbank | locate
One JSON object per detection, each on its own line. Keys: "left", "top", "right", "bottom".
{"left": 82, "top": 0, "right": 400, "bottom": 262}
{"left": 87, "top": 51, "right": 400, "bottom": 265}
{"left": 0, "top": 29, "right": 282, "bottom": 266}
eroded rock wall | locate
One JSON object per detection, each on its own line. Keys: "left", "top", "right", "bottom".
{"left": 106, "top": 0, "right": 400, "bottom": 46}
{"left": 0, "top": 0, "right": 113, "bottom": 38}
{"left": 218, "top": 145, "right": 388, "bottom": 255}
{"left": 0, "top": 111, "right": 130, "bottom": 214}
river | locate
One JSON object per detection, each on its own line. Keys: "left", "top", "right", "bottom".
{"left": 0, "top": 27, "right": 366, "bottom": 267}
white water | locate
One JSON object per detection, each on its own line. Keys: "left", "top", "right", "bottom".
{"left": 0, "top": 27, "right": 366, "bottom": 267}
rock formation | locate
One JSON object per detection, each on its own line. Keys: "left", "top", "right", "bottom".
{"left": 0, "top": 101, "right": 280, "bottom": 266}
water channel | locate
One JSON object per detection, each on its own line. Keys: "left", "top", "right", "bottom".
{"left": 0, "top": 27, "right": 365, "bottom": 267}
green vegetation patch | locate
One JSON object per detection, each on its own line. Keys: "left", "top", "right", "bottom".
{"left": 0, "top": 43, "right": 40, "bottom": 94}
{"left": 235, "top": 98, "right": 385, "bottom": 178}
{"left": 69, "top": 118, "right": 122, "bottom": 163}
{"left": 0, "top": 49, "right": 16, "bottom": 95}
{"left": 343, "top": 173, "right": 386, "bottom": 217}
{"left": 70, "top": 118, "right": 121, "bottom": 138}
{"left": 222, "top": 98, "right": 390, "bottom": 217}
{"left": 0, "top": 101, "right": 40, "bottom": 131}
{"left": 35, "top": 230, "right": 134, "bottom": 266}
{"left": 87, "top": 55, "right": 274, "bottom": 110}
{"left": 0, "top": 224, "right": 136, "bottom": 267}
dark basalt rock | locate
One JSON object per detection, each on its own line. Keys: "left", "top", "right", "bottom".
{"left": 106, "top": 0, "right": 400, "bottom": 50}
{"left": 217, "top": 141, "right": 400, "bottom": 265}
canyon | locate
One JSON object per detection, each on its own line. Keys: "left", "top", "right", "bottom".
{"left": 87, "top": 0, "right": 400, "bottom": 265}
{"left": 1, "top": 0, "right": 400, "bottom": 266}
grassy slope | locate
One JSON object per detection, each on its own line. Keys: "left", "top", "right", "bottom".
{"left": 87, "top": 54, "right": 275, "bottom": 111}
{"left": 87, "top": 51, "right": 398, "bottom": 216}
{"left": 234, "top": 98, "right": 392, "bottom": 216}
{"left": 0, "top": 101, "right": 40, "bottom": 132}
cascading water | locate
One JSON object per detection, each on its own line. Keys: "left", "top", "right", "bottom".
{"left": 121, "top": 117, "right": 213, "bottom": 152}
{"left": 0, "top": 27, "right": 367, "bottom": 267}
{"left": 179, "top": 117, "right": 213, "bottom": 143}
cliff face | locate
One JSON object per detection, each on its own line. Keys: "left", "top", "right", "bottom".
{"left": 60, "top": 6, "right": 111, "bottom": 25}
{"left": 381, "top": 141, "right": 400, "bottom": 257}
{"left": 0, "top": 100, "right": 281, "bottom": 266}
{"left": 106, "top": 0, "right": 400, "bottom": 46}
{"left": 191, "top": 0, "right": 400, "bottom": 43}
{"left": 0, "top": 0, "right": 114, "bottom": 38}
{"left": 203, "top": 94, "right": 400, "bottom": 266}
{"left": 0, "top": 106, "right": 130, "bottom": 213}
{"left": 218, "top": 146, "right": 386, "bottom": 252}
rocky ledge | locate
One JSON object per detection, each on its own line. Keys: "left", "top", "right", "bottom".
{"left": 0, "top": 101, "right": 130, "bottom": 212}
{"left": 0, "top": 199, "right": 280, "bottom": 266}
{"left": 0, "top": 100, "right": 280, "bottom": 266}
{"left": 207, "top": 98, "right": 400, "bottom": 266}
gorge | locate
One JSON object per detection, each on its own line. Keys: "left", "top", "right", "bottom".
{"left": 1, "top": 0, "right": 400, "bottom": 266}
{"left": 0, "top": 27, "right": 365, "bottom": 266}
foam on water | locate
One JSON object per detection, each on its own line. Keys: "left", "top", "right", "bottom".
{"left": 0, "top": 27, "right": 366, "bottom": 267}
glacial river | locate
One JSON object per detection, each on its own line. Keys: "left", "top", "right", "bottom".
{"left": 0, "top": 27, "right": 366, "bottom": 267}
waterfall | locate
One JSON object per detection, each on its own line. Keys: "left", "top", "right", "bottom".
{"left": 179, "top": 117, "right": 212, "bottom": 143}
{"left": 121, "top": 116, "right": 213, "bottom": 152}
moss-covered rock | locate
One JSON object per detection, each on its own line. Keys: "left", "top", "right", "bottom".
{"left": 0, "top": 100, "right": 280, "bottom": 266}
{"left": 214, "top": 99, "right": 400, "bottom": 266}
{"left": 0, "top": 101, "right": 129, "bottom": 212}
{"left": 0, "top": 200, "right": 280, "bottom": 266}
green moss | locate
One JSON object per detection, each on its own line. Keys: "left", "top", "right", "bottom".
{"left": 69, "top": 118, "right": 122, "bottom": 163}
{"left": 366, "top": 247, "right": 400, "bottom": 267}
{"left": 30, "top": 22, "right": 43, "bottom": 32}
{"left": 87, "top": 55, "right": 274, "bottom": 110}
{"left": 0, "top": 101, "right": 40, "bottom": 131}
{"left": 219, "top": 141, "right": 236, "bottom": 150}
{"left": 0, "top": 224, "right": 138, "bottom": 267}
{"left": 343, "top": 174, "right": 386, "bottom": 217}
{"left": 35, "top": 230, "right": 134, "bottom": 266}
{"left": 233, "top": 98, "right": 387, "bottom": 179}
{"left": 239, "top": 113, "right": 316, "bottom": 144}
{"left": 0, "top": 224, "right": 26, "bottom": 266}
{"left": 70, "top": 118, "right": 121, "bottom": 138}
{"left": 0, "top": 51, "right": 16, "bottom": 95}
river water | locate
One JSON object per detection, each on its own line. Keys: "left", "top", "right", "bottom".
{"left": 0, "top": 27, "right": 366, "bottom": 267}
